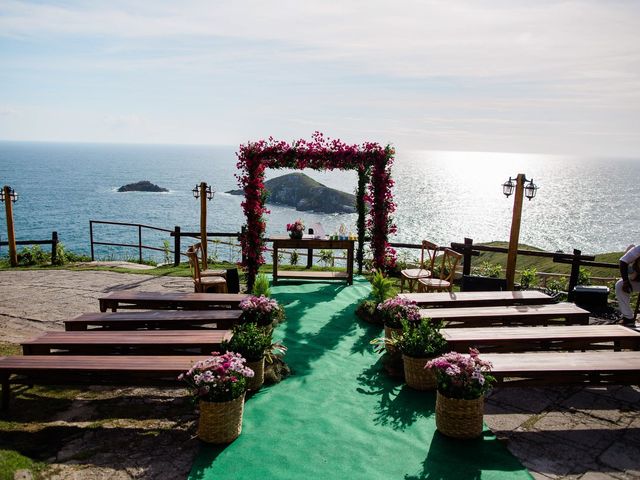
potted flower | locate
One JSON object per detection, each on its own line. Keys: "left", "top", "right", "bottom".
{"left": 286, "top": 219, "right": 305, "bottom": 239}
{"left": 396, "top": 318, "right": 448, "bottom": 391}
{"left": 179, "top": 351, "right": 254, "bottom": 444}
{"left": 239, "top": 295, "right": 281, "bottom": 329}
{"left": 221, "top": 322, "right": 272, "bottom": 391}
{"left": 377, "top": 297, "right": 421, "bottom": 355}
{"left": 426, "top": 348, "right": 496, "bottom": 439}
{"left": 356, "top": 270, "right": 394, "bottom": 325}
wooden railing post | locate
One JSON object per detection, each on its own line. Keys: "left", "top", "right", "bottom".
{"left": 306, "top": 248, "right": 313, "bottom": 269}
{"left": 3, "top": 185, "right": 17, "bottom": 267}
{"left": 51, "top": 231, "right": 58, "bottom": 265}
{"left": 174, "top": 226, "right": 181, "bottom": 266}
{"left": 462, "top": 237, "right": 473, "bottom": 276}
{"left": 89, "top": 221, "right": 95, "bottom": 261}
{"left": 567, "top": 248, "right": 582, "bottom": 301}
{"left": 138, "top": 224, "right": 143, "bottom": 263}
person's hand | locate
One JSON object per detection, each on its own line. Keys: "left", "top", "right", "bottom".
{"left": 622, "top": 280, "right": 633, "bottom": 294}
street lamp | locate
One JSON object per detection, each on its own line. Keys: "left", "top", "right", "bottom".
{"left": 1, "top": 185, "right": 19, "bottom": 267}
{"left": 502, "top": 174, "right": 539, "bottom": 289}
{"left": 193, "top": 182, "right": 215, "bottom": 269}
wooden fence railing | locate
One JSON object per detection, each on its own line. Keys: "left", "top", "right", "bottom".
{"left": 0, "top": 231, "right": 59, "bottom": 265}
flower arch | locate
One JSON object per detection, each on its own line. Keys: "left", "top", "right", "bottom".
{"left": 236, "top": 132, "right": 396, "bottom": 291}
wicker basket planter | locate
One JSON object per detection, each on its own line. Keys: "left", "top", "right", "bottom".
{"left": 402, "top": 355, "right": 436, "bottom": 390}
{"left": 198, "top": 393, "right": 245, "bottom": 444}
{"left": 435, "top": 392, "right": 484, "bottom": 439}
{"left": 246, "top": 357, "right": 265, "bottom": 391}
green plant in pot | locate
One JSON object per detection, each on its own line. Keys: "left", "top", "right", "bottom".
{"left": 356, "top": 270, "right": 394, "bottom": 325}
{"left": 396, "top": 318, "right": 448, "bottom": 390}
{"left": 221, "top": 322, "right": 272, "bottom": 391}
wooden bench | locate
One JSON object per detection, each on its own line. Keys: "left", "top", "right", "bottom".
{"left": 419, "top": 303, "right": 589, "bottom": 327}
{"left": 0, "top": 355, "right": 208, "bottom": 411}
{"left": 483, "top": 351, "right": 640, "bottom": 387}
{"left": 442, "top": 325, "right": 640, "bottom": 353}
{"left": 399, "top": 290, "right": 553, "bottom": 308}
{"left": 21, "top": 330, "right": 233, "bottom": 355}
{"left": 98, "top": 292, "right": 248, "bottom": 312}
{"left": 64, "top": 310, "right": 242, "bottom": 331}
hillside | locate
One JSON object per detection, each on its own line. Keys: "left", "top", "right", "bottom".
{"left": 227, "top": 172, "right": 356, "bottom": 213}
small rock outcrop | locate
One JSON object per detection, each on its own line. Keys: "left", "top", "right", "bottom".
{"left": 226, "top": 172, "right": 355, "bottom": 213}
{"left": 118, "top": 181, "right": 168, "bottom": 193}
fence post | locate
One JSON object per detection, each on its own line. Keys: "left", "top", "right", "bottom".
{"left": 51, "top": 231, "right": 58, "bottom": 265}
{"left": 567, "top": 248, "right": 582, "bottom": 301}
{"left": 462, "top": 237, "right": 473, "bottom": 276}
{"left": 240, "top": 226, "right": 246, "bottom": 265}
{"left": 174, "top": 226, "right": 181, "bottom": 266}
{"left": 138, "top": 225, "right": 143, "bottom": 263}
{"left": 306, "top": 247, "right": 313, "bottom": 269}
{"left": 89, "top": 221, "right": 95, "bottom": 261}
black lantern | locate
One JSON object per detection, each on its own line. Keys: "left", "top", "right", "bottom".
{"left": 502, "top": 177, "right": 515, "bottom": 197}
{"left": 205, "top": 185, "right": 214, "bottom": 201}
{"left": 192, "top": 184, "right": 200, "bottom": 199}
{"left": 524, "top": 179, "right": 538, "bottom": 200}
{"left": 0, "top": 186, "right": 18, "bottom": 203}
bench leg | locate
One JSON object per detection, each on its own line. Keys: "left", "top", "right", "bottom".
{"left": 1, "top": 374, "right": 10, "bottom": 411}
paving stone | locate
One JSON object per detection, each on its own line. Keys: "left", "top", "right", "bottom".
{"left": 599, "top": 440, "right": 640, "bottom": 477}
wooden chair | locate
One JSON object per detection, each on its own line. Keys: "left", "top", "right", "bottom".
{"left": 189, "top": 243, "right": 226, "bottom": 278}
{"left": 400, "top": 240, "right": 438, "bottom": 293}
{"left": 186, "top": 246, "right": 228, "bottom": 293}
{"left": 417, "top": 248, "right": 462, "bottom": 293}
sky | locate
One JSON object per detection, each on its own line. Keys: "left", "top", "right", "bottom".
{"left": 1, "top": 0, "right": 639, "bottom": 157}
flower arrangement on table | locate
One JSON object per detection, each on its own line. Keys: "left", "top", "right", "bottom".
{"left": 179, "top": 351, "right": 254, "bottom": 403}
{"left": 426, "top": 348, "right": 496, "bottom": 439}
{"left": 286, "top": 219, "right": 305, "bottom": 239}
{"left": 239, "top": 294, "right": 282, "bottom": 327}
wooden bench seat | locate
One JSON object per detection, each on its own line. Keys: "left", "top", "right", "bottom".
{"left": 400, "top": 290, "right": 553, "bottom": 308}
{"left": 0, "top": 355, "right": 208, "bottom": 410}
{"left": 420, "top": 303, "right": 589, "bottom": 327}
{"left": 64, "top": 310, "right": 242, "bottom": 331}
{"left": 483, "top": 351, "right": 640, "bottom": 387}
{"left": 21, "top": 330, "right": 233, "bottom": 355}
{"left": 98, "top": 292, "right": 248, "bottom": 312}
{"left": 442, "top": 325, "right": 640, "bottom": 353}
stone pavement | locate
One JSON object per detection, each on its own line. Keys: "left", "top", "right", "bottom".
{"left": 1, "top": 268, "right": 639, "bottom": 479}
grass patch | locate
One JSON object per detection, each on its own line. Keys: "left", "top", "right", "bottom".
{"left": 0, "top": 343, "right": 21, "bottom": 356}
{"left": 0, "top": 449, "right": 45, "bottom": 480}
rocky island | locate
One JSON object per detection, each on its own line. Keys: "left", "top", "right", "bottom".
{"left": 118, "top": 180, "right": 168, "bottom": 193}
{"left": 227, "top": 172, "right": 356, "bottom": 213}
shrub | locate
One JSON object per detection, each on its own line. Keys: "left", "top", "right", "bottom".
{"left": 370, "top": 270, "right": 394, "bottom": 305}
{"left": 252, "top": 274, "right": 271, "bottom": 297}
{"left": 396, "top": 318, "right": 448, "bottom": 358}
{"left": 578, "top": 267, "right": 592, "bottom": 286}
{"left": 471, "top": 261, "right": 503, "bottom": 278}
{"left": 290, "top": 250, "right": 299, "bottom": 266}
{"left": 221, "top": 322, "right": 272, "bottom": 362}
{"left": 519, "top": 266, "right": 538, "bottom": 290}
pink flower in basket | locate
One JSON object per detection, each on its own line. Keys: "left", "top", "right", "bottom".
{"left": 425, "top": 348, "right": 495, "bottom": 400}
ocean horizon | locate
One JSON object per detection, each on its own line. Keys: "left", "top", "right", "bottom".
{"left": 1, "top": 140, "right": 638, "bottom": 262}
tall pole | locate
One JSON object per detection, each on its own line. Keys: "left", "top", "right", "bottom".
{"left": 200, "top": 182, "right": 208, "bottom": 270}
{"left": 505, "top": 174, "right": 525, "bottom": 290}
{"left": 3, "top": 185, "right": 18, "bottom": 267}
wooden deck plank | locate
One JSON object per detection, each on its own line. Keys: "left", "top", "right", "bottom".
{"left": 420, "top": 302, "right": 589, "bottom": 326}
{"left": 482, "top": 351, "right": 640, "bottom": 386}
{"left": 442, "top": 325, "right": 640, "bottom": 352}
{"left": 98, "top": 292, "right": 248, "bottom": 312}
{"left": 399, "top": 290, "right": 553, "bottom": 308}
{"left": 64, "top": 310, "right": 241, "bottom": 331}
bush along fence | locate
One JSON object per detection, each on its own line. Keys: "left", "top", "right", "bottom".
{"left": 0, "top": 231, "right": 59, "bottom": 266}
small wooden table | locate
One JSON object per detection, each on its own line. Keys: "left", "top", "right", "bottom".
{"left": 21, "top": 330, "right": 233, "bottom": 355}
{"left": 419, "top": 303, "right": 590, "bottom": 327}
{"left": 64, "top": 310, "right": 242, "bottom": 331}
{"left": 399, "top": 291, "right": 553, "bottom": 308}
{"left": 272, "top": 235, "right": 355, "bottom": 285}
{"left": 98, "top": 292, "right": 248, "bottom": 312}
{"left": 442, "top": 325, "right": 640, "bottom": 353}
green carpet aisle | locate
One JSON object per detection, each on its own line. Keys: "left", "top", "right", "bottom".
{"left": 189, "top": 277, "right": 532, "bottom": 479}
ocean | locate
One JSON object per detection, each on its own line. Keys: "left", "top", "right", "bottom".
{"left": 0, "top": 141, "right": 638, "bottom": 263}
